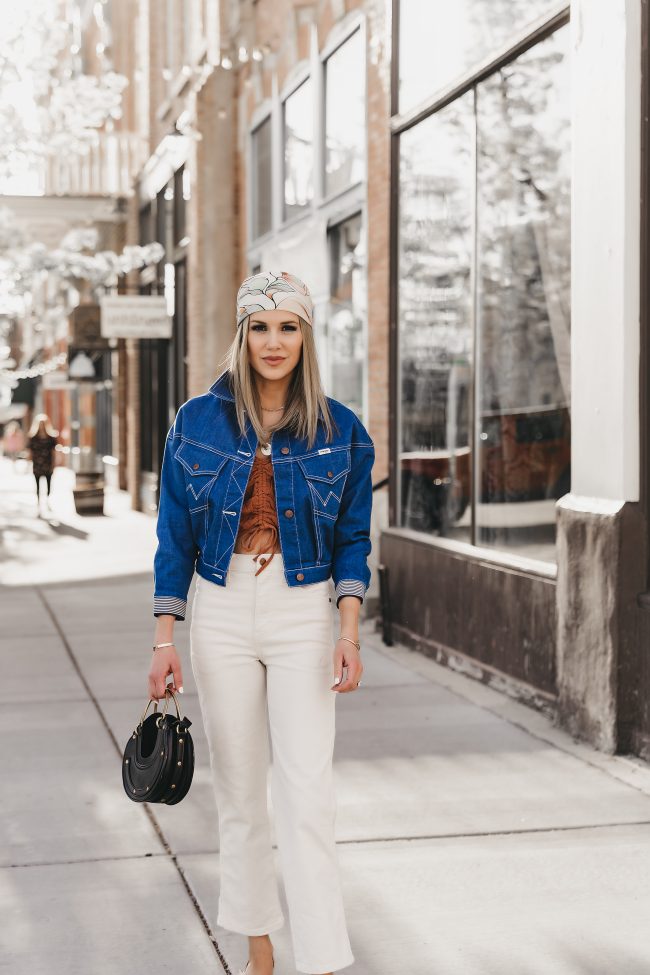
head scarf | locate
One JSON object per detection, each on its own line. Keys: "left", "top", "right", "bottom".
{"left": 236, "top": 270, "right": 313, "bottom": 328}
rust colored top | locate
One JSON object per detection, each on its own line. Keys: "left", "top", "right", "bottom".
{"left": 234, "top": 450, "right": 281, "bottom": 574}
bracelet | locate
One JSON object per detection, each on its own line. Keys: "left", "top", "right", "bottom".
{"left": 152, "top": 642, "right": 176, "bottom": 651}
{"left": 337, "top": 636, "right": 361, "bottom": 652}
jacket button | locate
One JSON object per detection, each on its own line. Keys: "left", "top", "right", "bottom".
{"left": 281, "top": 446, "right": 289, "bottom": 454}
{"left": 284, "top": 508, "right": 294, "bottom": 518}
{"left": 192, "top": 463, "right": 200, "bottom": 470}
{"left": 296, "top": 572, "right": 304, "bottom": 581}
{"left": 327, "top": 470, "right": 333, "bottom": 478}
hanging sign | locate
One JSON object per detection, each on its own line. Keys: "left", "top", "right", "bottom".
{"left": 100, "top": 295, "right": 172, "bottom": 339}
{"left": 70, "top": 303, "right": 109, "bottom": 349}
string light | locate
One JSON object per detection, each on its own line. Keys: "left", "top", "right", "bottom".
{"left": 1, "top": 352, "right": 68, "bottom": 381}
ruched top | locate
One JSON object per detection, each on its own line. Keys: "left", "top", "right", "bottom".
{"left": 234, "top": 450, "right": 281, "bottom": 574}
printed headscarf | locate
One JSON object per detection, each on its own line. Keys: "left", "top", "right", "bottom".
{"left": 236, "top": 270, "right": 313, "bottom": 328}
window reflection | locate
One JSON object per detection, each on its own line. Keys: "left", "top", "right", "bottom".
{"left": 284, "top": 79, "right": 313, "bottom": 220}
{"left": 252, "top": 117, "right": 272, "bottom": 239}
{"left": 398, "top": 94, "right": 474, "bottom": 540}
{"left": 399, "top": 0, "right": 560, "bottom": 114}
{"left": 325, "top": 30, "right": 365, "bottom": 197}
{"left": 396, "top": 22, "right": 571, "bottom": 562}
{"left": 328, "top": 213, "right": 365, "bottom": 418}
{"left": 476, "top": 26, "right": 571, "bottom": 560}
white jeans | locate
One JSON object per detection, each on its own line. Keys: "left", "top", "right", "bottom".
{"left": 189, "top": 551, "right": 355, "bottom": 974}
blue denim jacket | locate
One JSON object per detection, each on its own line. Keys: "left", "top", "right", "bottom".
{"left": 153, "top": 369, "right": 375, "bottom": 620}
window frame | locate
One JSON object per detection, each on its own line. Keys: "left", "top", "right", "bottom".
{"left": 320, "top": 19, "right": 367, "bottom": 206}
{"left": 249, "top": 112, "right": 274, "bottom": 244}
{"left": 389, "top": 0, "right": 571, "bottom": 569}
{"left": 280, "top": 71, "right": 314, "bottom": 226}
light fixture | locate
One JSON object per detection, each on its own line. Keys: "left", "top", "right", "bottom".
{"left": 252, "top": 47, "right": 263, "bottom": 62}
{"left": 238, "top": 46, "right": 249, "bottom": 62}
{"left": 68, "top": 352, "right": 96, "bottom": 380}
{"left": 221, "top": 55, "right": 232, "bottom": 70}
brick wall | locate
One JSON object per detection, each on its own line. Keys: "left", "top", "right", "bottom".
{"left": 122, "top": 0, "right": 391, "bottom": 504}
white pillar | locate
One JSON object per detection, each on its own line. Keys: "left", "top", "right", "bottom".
{"left": 569, "top": 0, "right": 641, "bottom": 502}
{"left": 556, "top": 0, "right": 642, "bottom": 753}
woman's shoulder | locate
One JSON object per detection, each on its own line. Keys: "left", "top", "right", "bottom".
{"left": 324, "top": 396, "right": 373, "bottom": 447}
{"left": 171, "top": 390, "right": 228, "bottom": 432}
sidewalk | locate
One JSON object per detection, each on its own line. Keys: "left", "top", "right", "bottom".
{"left": 2, "top": 456, "right": 650, "bottom": 975}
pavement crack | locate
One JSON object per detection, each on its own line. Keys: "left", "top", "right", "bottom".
{"left": 35, "top": 585, "right": 232, "bottom": 974}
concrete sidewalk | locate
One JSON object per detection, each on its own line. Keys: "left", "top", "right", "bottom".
{"left": 2, "top": 456, "right": 650, "bottom": 975}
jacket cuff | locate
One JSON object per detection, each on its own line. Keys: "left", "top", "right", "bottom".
{"left": 335, "top": 579, "right": 365, "bottom": 608}
{"left": 153, "top": 596, "right": 187, "bottom": 621}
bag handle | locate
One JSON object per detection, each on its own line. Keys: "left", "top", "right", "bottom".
{"left": 157, "top": 686, "right": 183, "bottom": 726}
{"left": 135, "top": 696, "right": 160, "bottom": 734}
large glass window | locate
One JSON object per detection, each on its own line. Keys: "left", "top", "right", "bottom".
{"left": 252, "top": 117, "right": 272, "bottom": 239}
{"left": 398, "top": 0, "right": 561, "bottom": 114}
{"left": 475, "top": 31, "right": 570, "bottom": 557}
{"left": 397, "top": 22, "right": 570, "bottom": 562}
{"left": 324, "top": 29, "right": 365, "bottom": 197}
{"left": 283, "top": 78, "right": 313, "bottom": 220}
{"left": 328, "top": 213, "right": 365, "bottom": 418}
{"left": 398, "top": 95, "right": 474, "bottom": 542}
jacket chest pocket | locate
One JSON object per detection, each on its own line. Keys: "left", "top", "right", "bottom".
{"left": 174, "top": 440, "right": 228, "bottom": 512}
{"left": 297, "top": 449, "right": 350, "bottom": 518}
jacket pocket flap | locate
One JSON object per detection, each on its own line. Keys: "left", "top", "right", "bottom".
{"left": 297, "top": 449, "right": 350, "bottom": 484}
{"left": 175, "top": 440, "right": 228, "bottom": 477}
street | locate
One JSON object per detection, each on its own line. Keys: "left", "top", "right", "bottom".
{"left": 2, "top": 457, "right": 650, "bottom": 974}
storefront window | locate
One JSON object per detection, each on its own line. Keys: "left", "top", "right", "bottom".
{"left": 398, "top": 95, "right": 474, "bottom": 541}
{"left": 396, "top": 22, "right": 570, "bottom": 562}
{"left": 476, "top": 28, "right": 570, "bottom": 558}
{"left": 324, "top": 30, "right": 365, "bottom": 198}
{"left": 328, "top": 213, "right": 365, "bottom": 419}
{"left": 252, "top": 117, "right": 272, "bottom": 239}
{"left": 283, "top": 78, "right": 313, "bottom": 220}
{"left": 399, "top": 0, "right": 561, "bottom": 114}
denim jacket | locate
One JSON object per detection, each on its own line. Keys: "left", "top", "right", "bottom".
{"left": 153, "top": 369, "right": 375, "bottom": 620}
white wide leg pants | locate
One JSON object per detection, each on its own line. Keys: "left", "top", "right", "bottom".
{"left": 189, "top": 552, "right": 355, "bottom": 974}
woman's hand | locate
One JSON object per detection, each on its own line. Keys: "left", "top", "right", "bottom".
{"left": 332, "top": 594, "right": 363, "bottom": 692}
{"left": 331, "top": 637, "right": 363, "bottom": 692}
{"left": 148, "top": 646, "right": 184, "bottom": 700}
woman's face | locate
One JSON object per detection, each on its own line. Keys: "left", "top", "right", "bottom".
{"left": 246, "top": 309, "right": 303, "bottom": 382}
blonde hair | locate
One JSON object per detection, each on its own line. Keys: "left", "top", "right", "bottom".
{"left": 218, "top": 315, "right": 338, "bottom": 450}
{"left": 28, "top": 413, "right": 58, "bottom": 438}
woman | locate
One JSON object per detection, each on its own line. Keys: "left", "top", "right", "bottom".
{"left": 149, "top": 270, "right": 374, "bottom": 975}
{"left": 27, "top": 413, "right": 59, "bottom": 514}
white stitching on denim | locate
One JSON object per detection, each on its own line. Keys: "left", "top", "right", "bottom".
{"left": 289, "top": 453, "right": 302, "bottom": 565}
{"left": 215, "top": 458, "right": 250, "bottom": 568}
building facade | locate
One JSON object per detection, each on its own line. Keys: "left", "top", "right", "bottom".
{"left": 126, "top": 0, "right": 390, "bottom": 603}
{"left": 120, "top": 0, "right": 650, "bottom": 760}
{"left": 384, "top": 0, "right": 650, "bottom": 759}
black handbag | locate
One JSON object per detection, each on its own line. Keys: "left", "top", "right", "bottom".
{"left": 122, "top": 687, "right": 195, "bottom": 804}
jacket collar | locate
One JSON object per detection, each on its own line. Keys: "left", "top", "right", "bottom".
{"left": 208, "top": 369, "right": 235, "bottom": 402}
